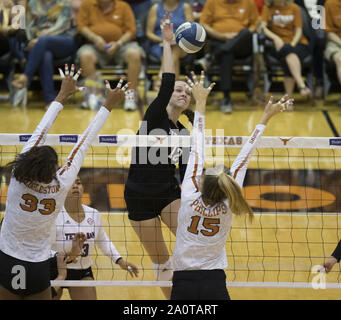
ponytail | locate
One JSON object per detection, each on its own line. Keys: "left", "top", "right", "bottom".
{"left": 201, "top": 165, "right": 254, "bottom": 221}
{"left": 218, "top": 173, "right": 254, "bottom": 220}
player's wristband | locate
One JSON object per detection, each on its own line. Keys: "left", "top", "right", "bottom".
{"left": 115, "top": 257, "right": 123, "bottom": 264}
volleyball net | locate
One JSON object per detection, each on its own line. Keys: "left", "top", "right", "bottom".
{"left": 1, "top": 133, "right": 341, "bottom": 289}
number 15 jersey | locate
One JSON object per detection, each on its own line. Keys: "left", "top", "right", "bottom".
{"left": 173, "top": 111, "right": 266, "bottom": 271}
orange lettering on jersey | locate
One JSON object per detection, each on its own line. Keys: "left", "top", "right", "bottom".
{"left": 24, "top": 181, "right": 60, "bottom": 194}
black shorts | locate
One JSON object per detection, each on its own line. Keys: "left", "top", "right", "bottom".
{"left": 49, "top": 256, "right": 94, "bottom": 297}
{"left": 124, "top": 184, "right": 181, "bottom": 221}
{"left": 171, "top": 269, "right": 231, "bottom": 300}
{"left": 0, "top": 250, "right": 50, "bottom": 296}
{"left": 49, "top": 256, "right": 94, "bottom": 282}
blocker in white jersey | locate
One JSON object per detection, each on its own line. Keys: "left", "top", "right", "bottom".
{"left": 0, "top": 67, "right": 128, "bottom": 300}
{"left": 51, "top": 176, "right": 139, "bottom": 300}
{"left": 53, "top": 205, "right": 122, "bottom": 270}
{"left": 171, "top": 74, "right": 294, "bottom": 300}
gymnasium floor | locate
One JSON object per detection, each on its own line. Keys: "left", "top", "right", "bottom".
{"left": 1, "top": 87, "right": 341, "bottom": 300}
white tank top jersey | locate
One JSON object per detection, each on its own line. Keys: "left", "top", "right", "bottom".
{"left": 51, "top": 204, "right": 121, "bottom": 270}
{"left": 0, "top": 102, "right": 111, "bottom": 262}
{"left": 172, "top": 111, "right": 266, "bottom": 271}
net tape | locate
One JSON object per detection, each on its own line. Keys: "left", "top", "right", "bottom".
{"left": 0, "top": 134, "right": 340, "bottom": 149}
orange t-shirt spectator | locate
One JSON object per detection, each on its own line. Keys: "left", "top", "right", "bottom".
{"left": 261, "top": 2, "right": 308, "bottom": 45}
{"left": 77, "top": 0, "right": 136, "bottom": 43}
{"left": 325, "top": 0, "right": 341, "bottom": 38}
{"left": 200, "top": 0, "right": 259, "bottom": 34}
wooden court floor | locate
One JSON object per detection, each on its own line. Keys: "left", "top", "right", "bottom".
{"left": 1, "top": 88, "right": 341, "bottom": 300}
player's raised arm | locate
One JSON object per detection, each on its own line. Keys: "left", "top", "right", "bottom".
{"left": 143, "top": 12, "right": 176, "bottom": 127}
{"left": 231, "top": 95, "right": 294, "bottom": 188}
{"left": 21, "top": 65, "right": 82, "bottom": 154}
{"left": 57, "top": 79, "right": 127, "bottom": 189}
{"left": 181, "top": 71, "right": 215, "bottom": 200}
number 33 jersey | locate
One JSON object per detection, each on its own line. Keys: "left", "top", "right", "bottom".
{"left": 52, "top": 205, "right": 121, "bottom": 270}
{"left": 0, "top": 102, "right": 111, "bottom": 262}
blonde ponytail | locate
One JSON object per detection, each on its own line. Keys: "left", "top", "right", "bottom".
{"left": 217, "top": 172, "right": 254, "bottom": 221}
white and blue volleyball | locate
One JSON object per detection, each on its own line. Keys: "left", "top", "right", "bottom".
{"left": 175, "top": 22, "right": 206, "bottom": 54}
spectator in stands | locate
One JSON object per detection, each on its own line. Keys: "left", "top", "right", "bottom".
{"left": 11, "top": 0, "right": 77, "bottom": 108}
{"left": 324, "top": 0, "right": 341, "bottom": 105}
{"left": 295, "top": 0, "right": 325, "bottom": 99}
{"left": 185, "top": 0, "right": 206, "bottom": 21}
{"left": 261, "top": 0, "right": 312, "bottom": 99}
{"left": 77, "top": 0, "right": 144, "bottom": 111}
{"left": 146, "top": 0, "right": 193, "bottom": 89}
{"left": 200, "top": 0, "right": 259, "bottom": 114}
{"left": 124, "top": 0, "right": 153, "bottom": 38}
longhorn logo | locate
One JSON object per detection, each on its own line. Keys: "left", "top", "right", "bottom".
{"left": 155, "top": 137, "right": 167, "bottom": 144}
{"left": 279, "top": 137, "right": 293, "bottom": 145}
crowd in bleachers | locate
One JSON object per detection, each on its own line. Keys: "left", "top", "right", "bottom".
{"left": 0, "top": 0, "right": 340, "bottom": 113}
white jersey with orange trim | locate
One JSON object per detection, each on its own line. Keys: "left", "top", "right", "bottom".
{"left": 173, "top": 111, "right": 266, "bottom": 271}
{"left": 0, "top": 102, "right": 111, "bottom": 262}
{"left": 51, "top": 204, "right": 121, "bottom": 270}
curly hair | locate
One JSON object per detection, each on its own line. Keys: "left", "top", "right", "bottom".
{"left": 7, "top": 145, "right": 58, "bottom": 184}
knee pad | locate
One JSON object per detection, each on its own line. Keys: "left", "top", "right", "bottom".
{"left": 152, "top": 259, "right": 173, "bottom": 281}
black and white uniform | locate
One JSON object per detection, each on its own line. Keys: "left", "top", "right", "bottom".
{"left": 50, "top": 204, "right": 121, "bottom": 282}
{"left": 171, "top": 111, "right": 266, "bottom": 300}
{"left": 124, "top": 73, "right": 189, "bottom": 221}
{"left": 0, "top": 102, "right": 111, "bottom": 296}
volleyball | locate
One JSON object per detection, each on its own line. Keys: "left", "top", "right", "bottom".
{"left": 175, "top": 22, "right": 206, "bottom": 54}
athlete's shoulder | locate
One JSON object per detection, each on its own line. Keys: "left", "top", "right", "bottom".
{"left": 82, "top": 204, "right": 99, "bottom": 215}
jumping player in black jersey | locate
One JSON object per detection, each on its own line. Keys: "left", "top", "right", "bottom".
{"left": 124, "top": 13, "right": 193, "bottom": 298}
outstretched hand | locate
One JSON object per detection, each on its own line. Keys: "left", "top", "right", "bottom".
{"left": 117, "top": 258, "right": 139, "bottom": 278}
{"left": 65, "top": 232, "right": 87, "bottom": 264}
{"left": 55, "top": 64, "right": 85, "bottom": 105}
{"left": 104, "top": 77, "right": 131, "bottom": 111}
{"left": 260, "top": 94, "right": 294, "bottom": 125}
{"left": 160, "top": 12, "right": 174, "bottom": 43}
{"left": 185, "top": 71, "right": 215, "bottom": 115}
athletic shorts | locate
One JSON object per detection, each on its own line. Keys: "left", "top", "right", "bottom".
{"left": 124, "top": 184, "right": 181, "bottom": 221}
{"left": 49, "top": 257, "right": 94, "bottom": 297}
{"left": 171, "top": 269, "right": 231, "bottom": 300}
{"left": 49, "top": 257, "right": 94, "bottom": 282}
{"left": 0, "top": 250, "right": 50, "bottom": 296}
